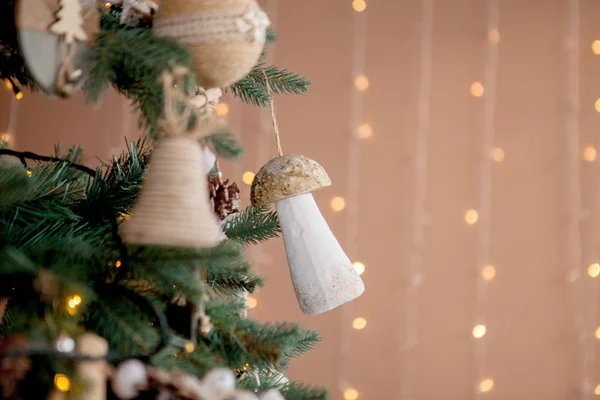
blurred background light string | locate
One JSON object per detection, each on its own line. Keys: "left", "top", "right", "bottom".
{"left": 473, "top": 0, "right": 499, "bottom": 397}
{"left": 399, "top": 1, "right": 434, "bottom": 399}
{"left": 337, "top": 0, "right": 368, "bottom": 397}
{"left": 564, "top": 0, "right": 592, "bottom": 398}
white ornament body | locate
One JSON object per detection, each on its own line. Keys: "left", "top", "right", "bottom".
{"left": 259, "top": 389, "right": 286, "bottom": 400}
{"left": 112, "top": 359, "right": 148, "bottom": 399}
{"left": 275, "top": 193, "right": 365, "bottom": 315}
{"left": 234, "top": 391, "right": 260, "bottom": 400}
{"left": 201, "top": 368, "right": 236, "bottom": 396}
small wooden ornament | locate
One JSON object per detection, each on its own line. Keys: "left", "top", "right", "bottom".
{"left": 16, "top": 0, "right": 100, "bottom": 96}
{"left": 153, "top": 0, "right": 270, "bottom": 88}
{"left": 74, "top": 333, "right": 109, "bottom": 400}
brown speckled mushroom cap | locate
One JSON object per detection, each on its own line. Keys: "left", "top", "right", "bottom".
{"left": 251, "top": 155, "right": 331, "bottom": 207}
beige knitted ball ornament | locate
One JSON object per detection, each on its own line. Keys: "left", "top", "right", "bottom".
{"left": 153, "top": 0, "right": 270, "bottom": 89}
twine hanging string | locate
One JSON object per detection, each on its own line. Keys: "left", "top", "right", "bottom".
{"left": 261, "top": 70, "right": 284, "bottom": 156}
{"left": 158, "top": 67, "right": 222, "bottom": 139}
{"left": 159, "top": 67, "right": 195, "bottom": 138}
{"left": 56, "top": 42, "right": 78, "bottom": 96}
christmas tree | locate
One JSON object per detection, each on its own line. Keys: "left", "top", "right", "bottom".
{"left": 0, "top": 1, "right": 330, "bottom": 399}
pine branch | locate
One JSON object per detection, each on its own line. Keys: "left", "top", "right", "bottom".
{"left": 87, "top": 12, "right": 194, "bottom": 137}
{"left": 225, "top": 206, "right": 281, "bottom": 245}
{"left": 282, "top": 330, "right": 321, "bottom": 362}
{"left": 86, "top": 296, "right": 161, "bottom": 356}
{"left": 200, "top": 131, "right": 244, "bottom": 160}
{"left": 281, "top": 382, "right": 329, "bottom": 400}
{"left": 0, "top": 149, "right": 96, "bottom": 177}
{"left": 230, "top": 64, "right": 310, "bottom": 107}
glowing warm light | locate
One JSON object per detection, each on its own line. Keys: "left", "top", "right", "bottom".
{"left": 67, "top": 295, "right": 82, "bottom": 311}
{"left": 352, "top": 0, "right": 366, "bottom": 12}
{"left": 344, "top": 388, "right": 359, "bottom": 400}
{"left": 216, "top": 103, "right": 229, "bottom": 117}
{"left": 242, "top": 171, "right": 255, "bottom": 185}
{"left": 104, "top": 1, "right": 111, "bottom": 7}
{"left": 54, "top": 374, "right": 70, "bottom": 392}
{"left": 4, "top": 80, "right": 11, "bottom": 90}
{"left": 352, "top": 261, "right": 365, "bottom": 275}
{"left": 185, "top": 341, "right": 195, "bottom": 353}
{"left": 492, "top": 147, "right": 504, "bottom": 162}
{"left": 472, "top": 324, "right": 487, "bottom": 339}
{"left": 352, "top": 317, "right": 367, "bottom": 330}
{"left": 482, "top": 265, "right": 496, "bottom": 281}
{"left": 478, "top": 378, "right": 494, "bottom": 393}
{"left": 488, "top": 29, "right": 500, "bottom": 44}
{"left": 595, "top": 99, "right": 600, "bottom": 113}
{"left": 583, "top": 146, "right": 597, "bottom": 162}
{"left": 115, "top": 260, "right": 122, "bottom": 268}
{"left": 357, "top": 123, "right": 373, "bottom": 139}
{"left": 589, "top": 263, "right": 600, "bottom": 278}
{"left": 595, "top": 384, "right": 600, "bottom": 395}
{"left": 593, "top": 40, "right": 600, "bottom": 55}
{"left": 25, "top": 169, "right": 32, "bottom": 177}
{"left": 1, "top": 133, "right": 11, "bottom": 143}
{"left": 470, "top": 82, "right": 484, "bottom": 97}
{"left": 330, "top": 196, "right": 346, "bottom": 212}
{"left": 464, "top": 209, "right": 479, "bottom": 225}
{"left": 247, "top": 296, "right": 258, "bottom": 309}
{"left": 354, "top": 75, "right": 369, "bottom": 92}
{"left": 595, "top": 327, "right": 600, "bottom": 340}
{"left": 15, "top": 92, "right": 23, "bottom": 100}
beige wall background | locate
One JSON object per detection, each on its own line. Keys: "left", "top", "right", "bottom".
{"left": 3, "top": 0, "right": 600, "bottom": 399}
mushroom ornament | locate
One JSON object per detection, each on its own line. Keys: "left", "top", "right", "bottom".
{"left": 251, "top": 155, "right": 365, "bottom": 315}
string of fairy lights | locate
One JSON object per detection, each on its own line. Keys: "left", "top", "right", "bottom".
{"left": 336, "top": 2, "right": 369, "bottom": 400}
{"left": 398, "top": 1, "right": 434, "bottom": 399}
{"left": 2, "top": 80, "right": 22, "bottom": 147}
{"left": 565, "top": 1, "right": 589, "bottom": 397}
{"left": 566, "top": 1, "right": 598, "bottom": 397}
{"left": 469, "top": 0, "right": 500, "bottom": 397}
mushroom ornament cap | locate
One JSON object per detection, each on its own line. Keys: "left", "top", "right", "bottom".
{"left": 251, "top": 155, "right": 332, "bottom": 207}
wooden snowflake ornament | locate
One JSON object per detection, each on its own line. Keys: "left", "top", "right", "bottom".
{"left": 49, "top": 0, "right": 88, "bottom": 44}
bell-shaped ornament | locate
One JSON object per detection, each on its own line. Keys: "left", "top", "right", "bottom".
{"left": 121, "top": 137, "right": 221, "bottom": 249}
{"left": 251, "top": 155, "right": 365, "bottom": 315}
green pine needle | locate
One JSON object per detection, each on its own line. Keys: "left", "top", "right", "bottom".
{"left": 225, "top": 206, "right": 281, "bottom": 245}
{"left": 230, "top": 64, "right": 310, "bottom": 107}
{"left": 200, "top": 131, "right": 244, "bottom": 160}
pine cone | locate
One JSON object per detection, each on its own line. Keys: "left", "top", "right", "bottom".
{"left": 208, "top": 174, "right": 240, "bottom": 221}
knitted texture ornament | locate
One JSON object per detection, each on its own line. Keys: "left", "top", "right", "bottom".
{"left": 153, "top": 0, "right": 269, "bottom": 88}
{"left": 121, "top": 67, "right": 221, "bottom": 249}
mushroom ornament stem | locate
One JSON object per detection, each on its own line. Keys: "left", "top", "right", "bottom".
{"left": 276, "top": 193, "right": 364, "bottom": 315}
{"left": 251, "top": 154, "right": 365, "bottom": 315}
